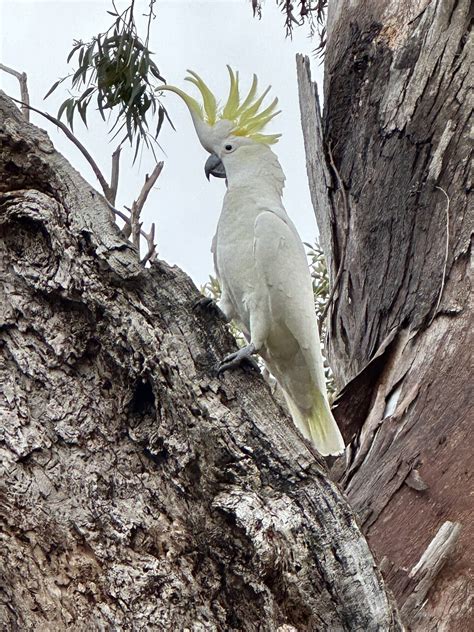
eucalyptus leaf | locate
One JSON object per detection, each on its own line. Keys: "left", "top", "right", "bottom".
{"left": 47, "top": 0, "right": 171, "bottom": 164}
{"left": 44, "top": 79, "right": 62, "bottom": 100}
{"left": 66, "top": 41, "right": 82, "bottom": 63}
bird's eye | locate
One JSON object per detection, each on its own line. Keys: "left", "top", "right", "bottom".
{"left": 225, "top": 144, "right": 233, "bottom": 151}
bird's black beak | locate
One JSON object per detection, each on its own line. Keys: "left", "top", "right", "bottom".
{"left": 205, "top": 153, "right": 226, "bottom": 181}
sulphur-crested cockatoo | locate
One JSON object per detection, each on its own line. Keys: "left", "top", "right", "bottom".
{"left": 161, "top": 68, "right": 345, "bottom": 456}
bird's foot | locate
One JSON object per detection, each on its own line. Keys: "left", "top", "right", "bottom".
{"left": 218, "top": 343, "right": 259, "bottom": 374}
{"left": 193, "top": 296, "right": 228, "bottom": 321}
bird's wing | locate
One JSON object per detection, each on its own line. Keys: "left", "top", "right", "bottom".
{"left": 253, "top": 208, "right": 336, "bottom": 446}
{"left": 253, "top": 210, "right": 315, "bottom": 333}
{"left": 253, "top": 209, "right": 324, "bottom": 379}
{"left": 211, "top": 232, "right": 218, "bottom": 274}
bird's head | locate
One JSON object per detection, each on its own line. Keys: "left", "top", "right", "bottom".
{"left": 160, "top": 67, "right": 281, "bottom": 180}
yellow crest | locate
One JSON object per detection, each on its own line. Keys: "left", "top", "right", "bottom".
{"left": 161, "top": 66, "right": 281, "bottom": 144}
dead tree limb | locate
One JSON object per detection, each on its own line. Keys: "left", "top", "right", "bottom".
{"left": 8, "top": 96, "right": 159, "bottom": 263}
{"left": 0, "top": 63, "right": 30, "bottom": 120}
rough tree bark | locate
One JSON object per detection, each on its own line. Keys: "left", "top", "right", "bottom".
{"left": 0, "top": 92, "right": 403, "bottom": 629}
{"left": 297, "top": 0, "right": 471, "bottom": 630}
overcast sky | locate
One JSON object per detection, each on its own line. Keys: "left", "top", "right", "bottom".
{"left": 1, "top": 0, "right": 323, "bottom": 286}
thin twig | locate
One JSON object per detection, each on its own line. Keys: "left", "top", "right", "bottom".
{"left": 0, "top": 63, "right": 30, "bottom": 121}
{"left": 129, "top": 162, "right": 163, "bottom": 252}
{"left": 109, "top": 146, "right": 122, "bottom": 206}
{"left": 319, "top": 143, "right": 350, "bottom": 329}
{"left": 105, "top": 200, "right": 158, "bottom": 264}
{"left": 105, "top": 200, "right": 131, "bottom": 225}
{"left": 9, "top": 97, "right": 113, "bottom": 201}
{"left": 130, "top": 202, "right": 142, "bottom": 249}
{"left": 9, "top": 96, "right": 159, "bottom": 266}
{"left": 121, "top": 208, "right": 133, "bottom": 239}
{"left": 141, "top": 222, "right": 157, "bottom": 265}
{"left": 105, "top": 199, "right": 152, "bottom": 241}
{"left": 134, "top": 162, "right": 164, "bottom": 214}
{"left": 430, "top": 186, "right": 450, "bottom": 321}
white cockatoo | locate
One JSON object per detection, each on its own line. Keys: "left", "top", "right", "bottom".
{"left": 161, "top": 68, "right": 345, "bottom": 456}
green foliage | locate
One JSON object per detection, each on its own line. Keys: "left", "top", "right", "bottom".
{"left": 201, "top": 275, "right": 221, "bottom": 304}
{"left": 306, "top": 241, "right": 335, "bottom": 396}
{"left": 306, "top": 240, "right": 330, "bottom": 322}
{"left": 45, "top": 0, "right": 171, "bottom": 161}
{"left": 251, "top": 0, "right": 327, "bottom": 54}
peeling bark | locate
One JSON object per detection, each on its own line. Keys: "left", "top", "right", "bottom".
{"left": 0, "top": 93, "right": 402, "bottom": 630}
{"left": 298, "top": 0, "right": 471, "bottom": 629}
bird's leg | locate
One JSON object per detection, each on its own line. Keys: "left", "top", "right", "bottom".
{"left": 218, "top": 343, "right": 259, "bottom": 374}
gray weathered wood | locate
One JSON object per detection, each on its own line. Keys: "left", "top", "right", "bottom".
{"left": 297, "top": 0, "right": 472, "bottom": 629}
{"left": 401, "top": 521, "right": 461, "bottom": 622}
{"left": 0, "top": 92, "right": 402, "bottom": 630}
{"left": 296, "top": 55, "right": 335, "bottom": 279}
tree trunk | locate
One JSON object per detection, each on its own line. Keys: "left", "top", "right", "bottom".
{"left": 0, "top": 92, "right": 402, "bottom": 630}
{"left": 297, "top": 0, "right": 471, "bottom": 629}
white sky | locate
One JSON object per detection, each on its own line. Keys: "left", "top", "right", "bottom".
{"left": 0, "top": 0, "right": 323, "bottom": 286}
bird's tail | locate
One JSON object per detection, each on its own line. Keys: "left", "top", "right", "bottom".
{"left": 283, "top": 388, "right": 345, "bottom": 457}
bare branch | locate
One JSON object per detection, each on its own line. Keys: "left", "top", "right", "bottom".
{"left": 109, "top": 146, "right": 122, "bottom": 206}
{"left": 9, "top": 97, "right": 113, "bottom": 202}
{"left": 106, "top": 200, "right": 158, "bottom": 265}
{"left": 134, "top": 162, "right": 164, "bottom": 215}
{"left": 0, "top": 63, "right": 22, "bottom": 81}
{"left": 130, "top": 202, "right": 142, "bottom": 249}
{"left": 128, "top": 162, "right": 163, "bottom": 254}
{"left": 8, "top": 96, "right": 159, "bottom": 267}
{"left": 105, "top": 200, "right": 131, "bottom": 226}
{"left": 121, "top": 208, "right": 133, "bottom": 239}
{"left": 0, "top": 63, "right": 30, "bottom": 120}
{"left": 140, "top": 222, "right": 157, "bottom": 265}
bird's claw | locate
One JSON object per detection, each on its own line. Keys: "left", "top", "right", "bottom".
{"left": 217, "top": 344, "right": 259, "bottom": 375}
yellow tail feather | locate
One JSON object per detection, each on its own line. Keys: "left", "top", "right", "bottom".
{"left": 284, "top": 390, "right": 345, "bottom": 457}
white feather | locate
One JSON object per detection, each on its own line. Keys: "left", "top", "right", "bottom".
{"left": 214, "top": 143, "right": 345, "bottom": 456}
